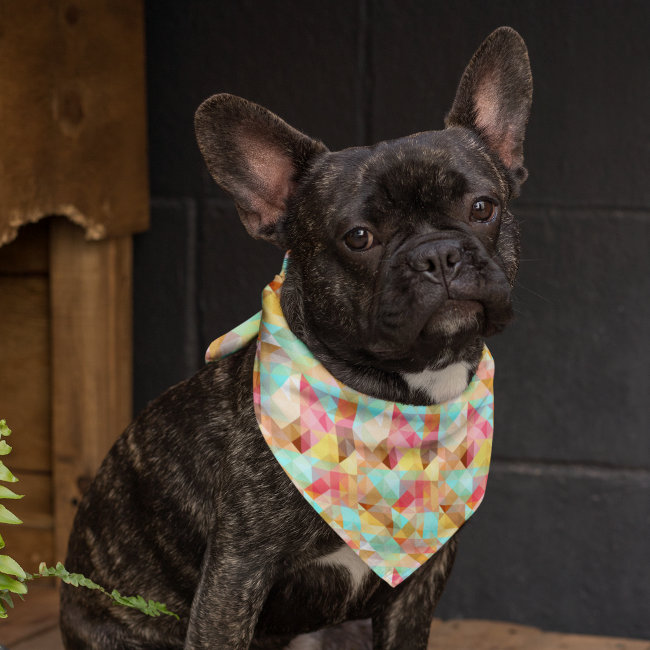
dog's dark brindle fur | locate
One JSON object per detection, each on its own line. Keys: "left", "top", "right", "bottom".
{"left": 60, "top": 27, "right": 532, "bottom": 649}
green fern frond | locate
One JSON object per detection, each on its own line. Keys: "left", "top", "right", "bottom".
{"left": 0, "top": 419, "right": 178, "bottom": 620}
{"left": 0, "top": 419, "right": 25, "bottom": 618}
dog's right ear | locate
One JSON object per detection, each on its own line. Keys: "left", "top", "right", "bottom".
{"left": 195, "top": 94, "right": 328, "bottom": 246}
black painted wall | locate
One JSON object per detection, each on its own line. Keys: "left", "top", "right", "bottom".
{"left": 135, "top": 1, "right": 650, "bottom": 639}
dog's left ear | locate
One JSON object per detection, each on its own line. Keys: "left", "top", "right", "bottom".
{"left": 446, "top": 27, "right": 533, "bottom": 193}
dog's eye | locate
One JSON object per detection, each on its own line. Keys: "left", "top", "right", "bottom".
{"left": 344, "top": 227, "right": 374, "bottom": 251}
{"left": 470, "top": 198, "right": 499, "bottom": 223}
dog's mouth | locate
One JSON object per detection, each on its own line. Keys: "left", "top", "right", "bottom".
{"left": 364, "top": 299, "right": 484, "bottom": 364}
{"left": 419, "top": 293, "right": 514, "bottom": 341}
{"left": 421, "top": 299, "right": 484, "bottom": 338}
{"left": 364, "top": 290, "right": 511, "bottom": 370}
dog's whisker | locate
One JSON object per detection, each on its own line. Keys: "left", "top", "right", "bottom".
{"left": 515, "top": 281, "right": 552, "bottom": 303}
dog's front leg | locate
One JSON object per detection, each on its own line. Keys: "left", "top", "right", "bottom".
{"left": 184, "top": 536, "right": 277, "bottom": 650}
{"left": 371, "top": 539, "right": 458, "bottom": 650}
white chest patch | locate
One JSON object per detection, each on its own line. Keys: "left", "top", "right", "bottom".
{"left": 316, "top": 544, "right": 370, "bottom": 595}
{"left": 402, "top": 361, "right": 471, "bottom": 404}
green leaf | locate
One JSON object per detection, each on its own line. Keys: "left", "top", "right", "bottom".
{"left": 38, "top": 563, "right": 103, "bottom": 591}
{"left": 0, "top": 486, "right": 23, "bottom": 499}
{"left": 0, "top": 505, "right": 21, "bottom": 525}
{"left": 0, "top": 420, "right": 10, "bottom": 438}
{"left": 0, "top": 462, "right": 17, "bottom": 483}
{"left": 0, "top": 555, "right": 26, "bottom": 579}
{"left": 0, "top": 591, "right": 14, "bottom": 609}
{"left": 153, "top": 602, "right": 179, "bottom": 619}
{"left": 0, "top": 533, "right": 4, "bottom": 550}
{"left": 33, "top": 564, "right": 179, "bottom": 620}
{"left": 107, "top": 589, "right": 179, "bottom": 620}
{"left": 0, "top": 441, "right": 11, "bottom": 455}
{"left": 38, "top": 562, "right": 55, "bottom": 576}
{"left": 0, "top": 574, "right": 27, "bottom": 594}
{"left": 110, "top": 590, "right": 133, "bottom": 607}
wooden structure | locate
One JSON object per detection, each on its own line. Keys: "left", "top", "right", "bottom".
{"left": 0, "top": 0, "right": 148, "bottom": 585}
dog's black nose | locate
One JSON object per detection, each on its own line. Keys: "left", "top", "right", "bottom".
{"left": 406, "top": 240, "right": 463, "bottom": 284}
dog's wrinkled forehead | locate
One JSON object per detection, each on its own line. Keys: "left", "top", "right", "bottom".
{"left": 306, "top": 129, "right": 506, "bottom": 229}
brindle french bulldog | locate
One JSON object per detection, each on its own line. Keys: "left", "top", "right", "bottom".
{"left": 60, "top": 26, "right": 532, "bottom": 650}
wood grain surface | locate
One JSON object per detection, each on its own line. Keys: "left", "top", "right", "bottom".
{"left": 0, "top": 0, "right": 148, "bottom": 245}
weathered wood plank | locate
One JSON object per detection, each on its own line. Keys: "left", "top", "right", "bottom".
{"left": 5, "top": 526, "right": 55, "bottom": 573}
{"left": 6, "top": 471, "right": 55, "bottom": 572}
{"left": 49, "top": 218, "right": 132, "bottom": 561}
{"left": 428, "top": 619, "right": 650, "bottom": 649}
{"left": 0, "top": 275, "right": 51, "bottom": 472}
{"left": 12, "top": 627, "right": 64, "bottom": 650}
{"left": 8, "top": 471, "right": 53, "bottom": 527}
{"left": 0, "top": 221, "right": 50, "bottom": 274}
{"left": 0, "top": 586, "right": 58, "bottom": 648}
{"left": 0, "top": 0, "right": 148, "bottom": 245}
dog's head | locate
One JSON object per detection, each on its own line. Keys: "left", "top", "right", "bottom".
{"left": 196, "top": 27, "right": 532, "bottom": 400}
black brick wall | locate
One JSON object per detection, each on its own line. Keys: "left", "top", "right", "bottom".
{"left": 136, "top": 0, "right": 650, "bottom": 638}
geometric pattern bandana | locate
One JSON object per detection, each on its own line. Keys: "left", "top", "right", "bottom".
{"left": 206, "top": 262, "right": 494, "bottom": 587}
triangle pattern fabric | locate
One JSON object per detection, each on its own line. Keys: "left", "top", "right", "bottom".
{"left": 206, "top": 260, "right": 494, "bottom": 587}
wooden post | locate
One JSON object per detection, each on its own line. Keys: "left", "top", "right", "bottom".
{"left": 49, "top": 219, "right": 133, "bottom": 561}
